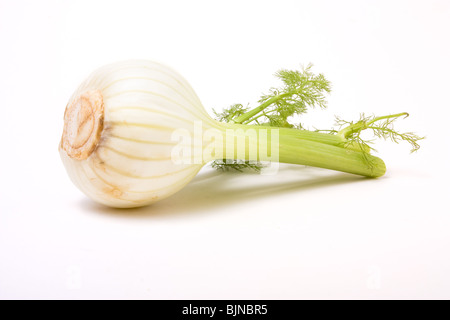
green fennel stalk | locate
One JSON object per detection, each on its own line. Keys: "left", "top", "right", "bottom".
{"left": 212, "top": 64, "right": 423, "bottom": 177}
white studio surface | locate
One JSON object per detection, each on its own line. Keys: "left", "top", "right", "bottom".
{"left": 0, "top": 0, "right": 449, "bottom": 299}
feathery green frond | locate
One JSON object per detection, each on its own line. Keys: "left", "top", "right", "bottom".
{"left": 335, "top": 113, "right": 424, "bottom": 170}
{"left": 213, "top": 104, "right": 248, "bottom": 123}
{"left": 211, "top": 159, "right": 265, "bottom": 173}
{"left": 213, "top": 64, "right": 331, "bottom": 171}
{"left": 235, "top": 64, "right": 331, "bottom": 126}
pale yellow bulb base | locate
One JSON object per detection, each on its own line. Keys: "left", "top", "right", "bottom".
{"left": 61, "top": 90, "right": 104, "bottom": 160}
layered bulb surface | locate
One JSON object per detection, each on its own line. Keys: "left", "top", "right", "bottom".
{"left": 60, "top": 60, "right": 221, "bottom": 208}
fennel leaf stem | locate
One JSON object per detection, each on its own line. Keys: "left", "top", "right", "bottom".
{"left": 212, "top": 64, "right": 422, "bottom": 174}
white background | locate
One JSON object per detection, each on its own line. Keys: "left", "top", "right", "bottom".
{"left": 0, "top": 0, "right": 449, "bottom": 299}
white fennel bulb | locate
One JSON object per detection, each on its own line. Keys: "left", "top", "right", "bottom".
{"left": 59, "top": 60, "right": 222, "bottom": 208}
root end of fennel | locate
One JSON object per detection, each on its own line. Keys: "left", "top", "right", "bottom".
{"left": 61, "top": 89, "right": 105, "bottom": 160}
